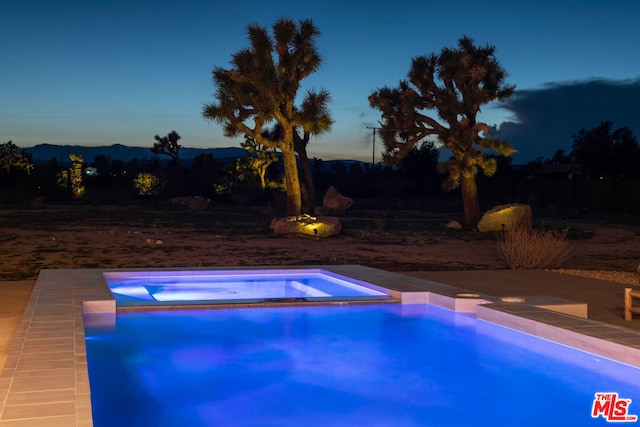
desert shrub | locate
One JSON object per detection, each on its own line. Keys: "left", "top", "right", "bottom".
{"left": 133, "top": 172, "right": 162, "bottom": 197}
{"left": 497, "top": 226, "right": 573, "bottom": 269}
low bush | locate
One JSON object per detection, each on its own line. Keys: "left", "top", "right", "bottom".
{"left": 133, "top": 172, "right": 162, "bottom": 197}
{"left": 497, "top": 226, "right": 573, "bottom": 269}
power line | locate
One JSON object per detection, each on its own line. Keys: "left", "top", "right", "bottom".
{"left": 366, "top": 126, "right": 380, "bottom": 166}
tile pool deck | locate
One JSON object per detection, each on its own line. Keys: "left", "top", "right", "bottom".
{"left": 2, "top": 265, "right": 640, "bottom": 426}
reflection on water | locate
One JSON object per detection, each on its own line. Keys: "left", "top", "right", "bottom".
{"left": 85, "top": 304, "right": 640, "bottom": 427}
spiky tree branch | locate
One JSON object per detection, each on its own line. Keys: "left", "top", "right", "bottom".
{"left": 151, "top": 131, "right": 182, "bottom": 165}
{"left": 203, "top": 18, "right": 328, "bottom": 216}
{"left": 0, "top": 141, "right": 33, "bottom": 176}
{"left": 369, "top": 36, "right": 515, "bottom": 227}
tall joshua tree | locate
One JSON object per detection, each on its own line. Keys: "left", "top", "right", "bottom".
{"left": 369, "top": 36, "right": 515, "bottom": 227}
{"left": 203, "top": 18, "right": 330, "bottom": 216}
{"left": 295, "top": 89, "right": 333, "bottom": 211}
{"left": 263, "top": 89, "right": 333, "bottom": 210}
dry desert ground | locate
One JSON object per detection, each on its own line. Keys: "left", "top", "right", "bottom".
{"left": 1, "top": 204, "right": 639, "bottom": 277}
{"left": 1, "top": 203, "right": 639, "bottom": 364}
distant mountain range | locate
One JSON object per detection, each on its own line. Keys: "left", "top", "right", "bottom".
{"left": 23, "top": 143, "right": 370, "bottom": 171}
{"left": 24, "top": 144, "right": 248, "bottom": 165}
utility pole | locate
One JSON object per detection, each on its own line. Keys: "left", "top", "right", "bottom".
{"left": 366, "top": 126, "right": 380, "bottom": 166}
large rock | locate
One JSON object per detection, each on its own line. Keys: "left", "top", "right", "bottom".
{"left": 315, "top": 186, "right": 353, "bottom": 216}
{"left": 477, "top": 203, "right": 532, "bottom": 233}
{"left": 269, "top": 214, "right": 342, "bottom": 238}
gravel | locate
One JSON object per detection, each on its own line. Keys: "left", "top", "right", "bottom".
{"left": 552, "top": 269, "right": 639, "bottom": 286}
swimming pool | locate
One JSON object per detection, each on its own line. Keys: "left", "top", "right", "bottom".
{"left": 103, "top": 269, "right": 390, "bottom": 306}
{"left": 85, "top": 304, "right": 640, "bottom": 426}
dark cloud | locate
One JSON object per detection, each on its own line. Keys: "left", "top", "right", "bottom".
{"left": 492, "top": 78, "right": 640, "bottom": 163}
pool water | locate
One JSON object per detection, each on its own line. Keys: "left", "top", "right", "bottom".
{"left": 84, "top": 304, "right": 640, "bottom": 426}
{"left": 103, "top": 270, "right": 388, "bottom": 306}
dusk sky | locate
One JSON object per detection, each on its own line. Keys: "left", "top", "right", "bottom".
{"left": 2, "top": 0, "right": 639, "bottom": 163}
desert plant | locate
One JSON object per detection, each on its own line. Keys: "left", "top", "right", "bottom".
{"left": 56, "top": 170, "right": 69, "bottom": 189}
{"left": 203, "top": 18, "right": 332, "bottom": 216}
{"left": 69, "top": 154, "right": 85, "bottom": 198}
{"left": 152, "top": 131, "right": 182, "bottom": 166}
{"left": 369, "top": 36, "right": 515, "bottom": 227}
{"left": 56, "top": 154, "right": 85, "bottom": 198}
{"left": 240, "top": 136, "right": 278, "bottom": 190}
{"left": 1, "top": 140, "right": 33, "bottom": 176}
{"left": 497, "top": 226, "right": 573, "bottom": 269}
{"left": 133, "top": 172, "right": 161, "bottom": 197}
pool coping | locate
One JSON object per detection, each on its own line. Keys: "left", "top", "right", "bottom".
{"left": 1, "top": 265, "right": 640, "bottom": 426}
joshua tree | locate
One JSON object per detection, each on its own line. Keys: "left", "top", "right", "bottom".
{"left": 152, "top": 131, "right": 182, "bottom": 166}
{"left": 240, "top": 135, "right": 278, "bottom": 189}
{"left": 69, "top": 154, "right": 85, "bottom": 198}
{"left": 202, "top": 18, "right": 330, "bottom": 216}
{"left": 0, "top": 141, "right": 33, "bottom": 176}
{"left": 294, "top": 89, "right": 333, "bottom": 210}
{"left": 369, "top": 36, "right": 515, "bottom": 227}
{"left": 262, "top": 89, "right": 333, "bottom": 210}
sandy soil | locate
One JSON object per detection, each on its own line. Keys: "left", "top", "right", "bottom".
{"left": 1, "top": 204, "right": 639, "bottom": 279}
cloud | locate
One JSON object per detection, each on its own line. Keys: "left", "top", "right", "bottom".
{"left": 492, "top": 78, "right": 640, "bottom": 163}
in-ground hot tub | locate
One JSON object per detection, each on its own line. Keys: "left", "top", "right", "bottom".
{"left": 103, "top": 269, "right": 391, "bottom": 307}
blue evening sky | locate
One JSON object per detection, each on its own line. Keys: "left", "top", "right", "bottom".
{"left": 2, "top": 0, "right": 639, "bottom": 163}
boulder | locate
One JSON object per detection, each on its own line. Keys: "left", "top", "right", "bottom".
{"left": 315, "top": 186, "right": 353, "bottom": 216}
{"left": 477, "top": 203, "right": 532, "bottom": 233}
{"left": 445, "top": 220, "right": 463, "bottom": 230}
{"left": 269, "top": 214, "right": 342, "bottom": 238}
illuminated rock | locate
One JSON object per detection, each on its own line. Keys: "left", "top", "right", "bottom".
{"left": 477, "top": 203, "right": 532, "bottom": 233}
{"left": 269, "top": 214, "right": 342, "bottom": 237}
{"left": 315, "top": 186, "right": 353, "bottom": 216}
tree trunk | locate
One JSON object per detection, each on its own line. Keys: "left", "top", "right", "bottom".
{"left": 461, "top": 175, "right": 480, "bottom": 228}
{"left": 281, "top": 144, "right": 302, "bottom": 216}
{"left": 297, "top": 148, "right": 317, "bottom": 212}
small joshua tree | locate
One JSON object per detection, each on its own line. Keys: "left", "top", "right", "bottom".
{"left": 152, "top": 131, "right": 182, "bottom": 166}
{"left": 0, "top": 141, "right": 33, "bottom": 176}
{"left": 240, "top": 136, "right": 278, "bottom": 189}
